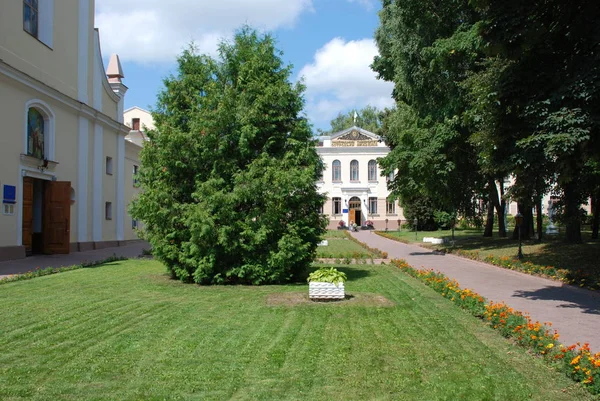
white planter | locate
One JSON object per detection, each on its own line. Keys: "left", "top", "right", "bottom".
{"left": 309, "top": 281, "right": 345, "bottom": 300}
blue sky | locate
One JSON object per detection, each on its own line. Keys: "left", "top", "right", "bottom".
{"left": 96, "top": 0, "right": 393, "bottom": 132}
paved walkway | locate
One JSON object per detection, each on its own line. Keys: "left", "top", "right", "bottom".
{"left": 0, "top": 241, "right": 150, "bottom": 279}
{"left": 352, "top": 231, "right": 600, "bottom": 353}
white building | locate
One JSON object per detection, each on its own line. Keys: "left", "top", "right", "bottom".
{"left": 317, "top": 126, "right": 404, "bottom": 230}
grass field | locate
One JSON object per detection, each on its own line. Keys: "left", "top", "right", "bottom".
{"left": 379, "top": 228, "right": 600, "bottom": 284}
{"left": 0, "top": 259, "right": 594, "bottom": 401}
{"left": 316, "top": 231, "right": 377, "bottom": 259}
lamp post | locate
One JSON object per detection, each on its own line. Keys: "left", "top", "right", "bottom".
{"left": 413, "top": 218, "right": 418, "bottom": 241}
{"left": 515, "top": 212, "right": 524, "bottom": 259}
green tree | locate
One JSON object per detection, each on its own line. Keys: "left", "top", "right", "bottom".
{"left": 372, "top": 0, "right": 485, "bottom": 228}
{"left": 318, "top": 105, "right": 383, "bottom": 135}
{"left": 131, "top": 27, "right": 327, "bottom": 284}
{"left": 471, "top": 0, "right": 600, "bottom": 242}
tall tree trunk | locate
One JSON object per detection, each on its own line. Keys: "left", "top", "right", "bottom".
{"left": 488, "top": 179, "right": 506, "bottom": 237}
{"left": 484, "top": 200, "right": 494, "bottom": 237}
{"left": 564, "top": 182, "right": 582, "bottom": 243}
{"left": 535, "top": 199, "right": 543, "bottom": 241}
{"left": 592, "top": 192, "right": 599, "bottom": 240}
{"left": 499, "top": 182, "right": 507, "bottom": 238}
{"left": 512, "top": 203, "right": 534, "bottom": 240}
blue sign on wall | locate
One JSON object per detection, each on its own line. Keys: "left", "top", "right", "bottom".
{"left": 3, "top": 185, "right": 16, "bottom": 204}
{"left": 342, "top": 208, "right": 349, "bottom": 213}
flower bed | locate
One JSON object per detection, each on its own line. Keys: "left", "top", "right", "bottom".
{"left": 392, "top": 258, "right": 600, "bottom": 394}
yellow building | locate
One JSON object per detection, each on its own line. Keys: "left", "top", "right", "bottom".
{"left": 0, "top": 0, "right": 141, "bottom": 261}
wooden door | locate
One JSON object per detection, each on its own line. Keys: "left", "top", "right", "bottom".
{"left": 43, "top": 181, "right": 71, "bottom": 254}
{"left": 22, "top": 177, "right": 34, "bottom": 255}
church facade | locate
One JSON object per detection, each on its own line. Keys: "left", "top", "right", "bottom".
{"left": 0, "top": 0, "right": 142, "bottom": 261}
{"left": 317, "top": 127, "right": 404, "bottom": 230}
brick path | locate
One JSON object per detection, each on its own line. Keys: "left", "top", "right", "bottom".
{"left": 352, "top": 231, "right": 600, "bottom": 353}
{"left": 0, "top": 241, "right": 150, "bottom": 279}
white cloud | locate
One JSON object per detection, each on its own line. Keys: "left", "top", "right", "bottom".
{"left": 298, "top": 37, "right": 394, "bottom": 128}
{"left": 95, "top": 0, "right": 314, "bottom": 63}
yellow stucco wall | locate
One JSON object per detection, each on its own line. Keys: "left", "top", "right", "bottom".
{"left": 0, "top": 1, "right": 80, "bottom": 99}
{"left": 102, "top": 132, "right": 117, "bottom": 241}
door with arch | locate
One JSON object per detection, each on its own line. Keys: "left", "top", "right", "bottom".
{"left": 348, "top": 196, "right": 362, "bottom": 226}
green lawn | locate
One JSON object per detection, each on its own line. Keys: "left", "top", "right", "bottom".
{"left": 380, "top": 228, "right": 600, "bottom": 284}
{"left": 317, "top": 231, "right": 377, "bottom": 259}
{"left": 0, "top": 259, "right": 593, "bottom": 401}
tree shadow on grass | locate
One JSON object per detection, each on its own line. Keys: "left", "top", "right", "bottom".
{"left": 513, "top": 286, "right": 600, "bottom": 315}
{"left": 336, "top": 267, "right": 371, "bottom": 282}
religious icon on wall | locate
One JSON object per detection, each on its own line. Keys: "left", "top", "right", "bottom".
{"left": 27, "top": 108, "right": 44, "bottom": 160}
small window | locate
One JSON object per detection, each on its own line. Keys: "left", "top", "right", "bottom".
{"left": 106, "top": 157, "right": 113, "bottom": 175}
{"left": 132, "top": 118, "right": 140, "bottom": 131}
{"left": 369, "top": 197, "right": 378, "bottom": 214}
{"left": 23, "top": 0, "right": 39, "bottom": 38}
{"left": 132, "top": 219, "right": 138, "bottom": 229}
{"left": 332, "top": 197, "right": 342, "bottom": 215}
{"left": 332, "top": 160, "right": 341, "bottom": 182}
{"left": 133, "top": 165, "right": 139, "bottom": 186}
{"left": 387, "top": 170, "right": 396, "bottom": 182}
{"left": 350, "top": 160, "right": 359, "bottom": 182}
{"left": 3, "top": 204, "right": 15, "bottom": 216}
{"left": 386, "top": 198, "right": 396, "bottom": 215}
{"left": 105, "top": 202, "right": 112, "bottom": 220}
{"left": 368, "top": 160, "right": 377, "bottom": 181}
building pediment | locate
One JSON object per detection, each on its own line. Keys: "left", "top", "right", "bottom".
{"left": 330, "top": 126, "right": 381, "bottom": 147}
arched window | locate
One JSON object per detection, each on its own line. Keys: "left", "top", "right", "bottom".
{"left": 332, "top": 160, "right": 341, "bottom": 182}
{"left": 27, "top": 108, "right": 45, "bottom": 159}
{"left": 24, "top": 100, "right": 55, "bottom": 162}
{"left": 368, "top": 160, "right": 377, "bottom": 181}
{"left": 350, "top": 160, "right": 359, "bottom": 181}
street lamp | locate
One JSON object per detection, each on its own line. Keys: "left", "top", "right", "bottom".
{"left": 515, "top": 212, "right": 524, "bottom": 259}
{"left": 413, "top": 218, "right": 418, "bottom": 241}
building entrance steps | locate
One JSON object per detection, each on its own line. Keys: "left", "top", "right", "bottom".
{"left": 351, "top": 230, "right": 600, "bottom": 353}
{"left": 0, "top": 241, "right": 150, "bottom": 279}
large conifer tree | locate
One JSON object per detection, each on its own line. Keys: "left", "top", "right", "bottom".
{"left": 131, "top": 27, "right": 326, "bottom": 284}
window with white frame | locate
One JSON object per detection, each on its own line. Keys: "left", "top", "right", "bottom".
{"left": 368, "top": 160, "right": 377, "bottom": 181}
{"left": 386, "top": 198, "right": 396, "bottom": 215}
{"left": 23, "top": 0, "right": 53, "bottom": 47}
{"left": 23, "top": 0, "right": 39, "bottom": 38}
{"left": 387, "top": 170, "right": 396, "bottom": 182}
{"left": 350, "top": 160, "right": 359, "bottom": 181}
{"left": 106, "top": 157, "right": 113, "bottom": 175}
{"left": 332, "top": 197, "right": 342, "bottom": 215}
{"left": 369, "top": 197, "right": 378, "bottom": 214}
{"left": 332, "top": 160, "right": 341, "bottom": 182}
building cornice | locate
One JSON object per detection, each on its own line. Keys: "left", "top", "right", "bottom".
{"left": 0, "top": 59, "right": 129, "bottom": 136}
{"left": 316, "top": 147, "right": 389, "bottom": 155}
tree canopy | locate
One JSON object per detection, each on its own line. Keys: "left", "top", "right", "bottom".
{"left": 131, "top": 27, "right": 327, "bottom": 284}
{"left": 373, "top": 0, "right": 600, "bottom": 241}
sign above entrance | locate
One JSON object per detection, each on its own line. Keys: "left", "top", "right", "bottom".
{"left": 342, "top": 209, "right": 348, "bottom": 213}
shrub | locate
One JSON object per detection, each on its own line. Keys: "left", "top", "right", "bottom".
{"left": 130, "top": 28, "right": 327, "bottom": 285}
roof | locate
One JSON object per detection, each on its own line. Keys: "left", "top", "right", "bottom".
{"left": 329, "top": 126, "right": 381, "bottom": 141}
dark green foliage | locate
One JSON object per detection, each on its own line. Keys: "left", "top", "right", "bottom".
{"left": 131, "top": 27, "right": 327, "bottom": 284}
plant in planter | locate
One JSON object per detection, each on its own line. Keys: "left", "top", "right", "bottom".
{"left": 365, "top": 220, "right": 374, "bottom": 229}
{"left": 308, "top": 267, "right": 347, "bottom": 300}
{"left": 337, "top": 220, "right": 346, "bottom": 230}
